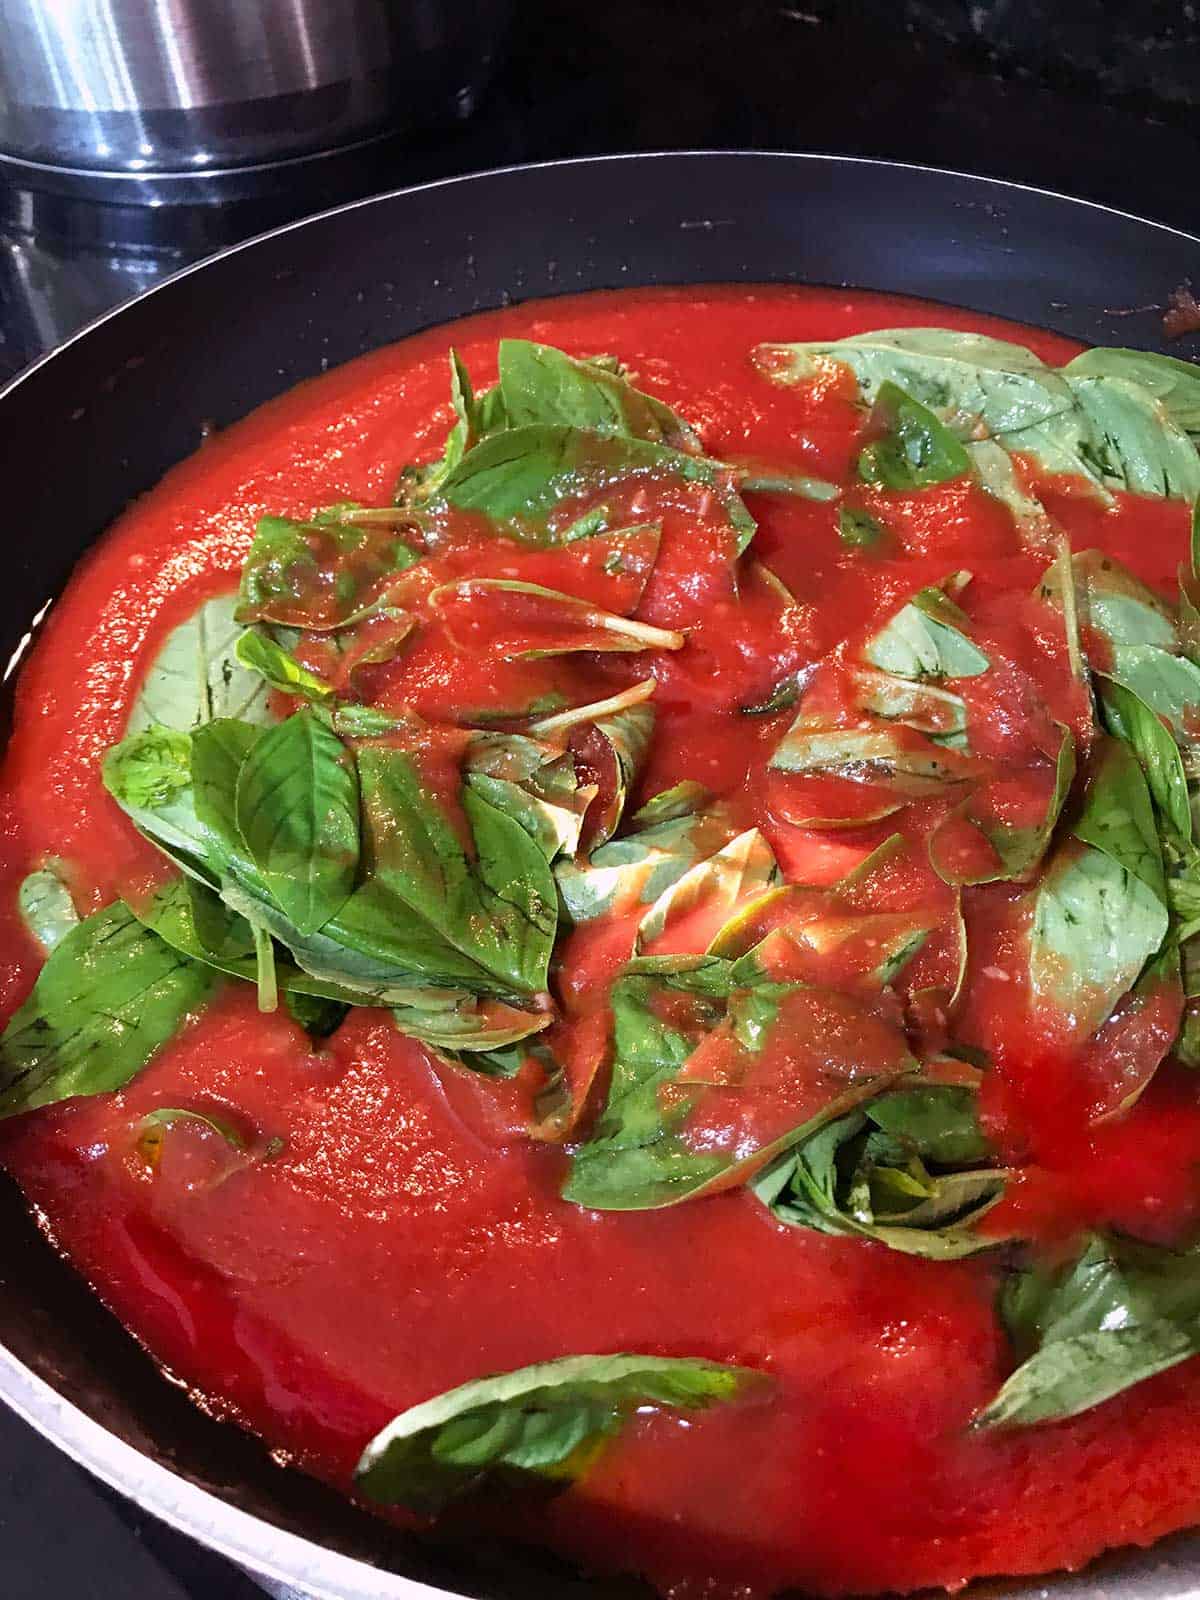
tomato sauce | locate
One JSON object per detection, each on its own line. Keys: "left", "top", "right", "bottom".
{"left": 4, "top": 286, "right": 1200, "bottom": 1597}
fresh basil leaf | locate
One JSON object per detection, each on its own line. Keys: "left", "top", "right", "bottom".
{"left": 851, "top": 668, "right": 969, "bottom": 748}
{"left": 236, "top": 513, "right": 421, "bottom": 631}
{"left": 431, "top": 578, "right": 684, "bottom": 658}
{"left": 976, "top": 1233, "right": 1200, "bottom": 1429}
{"left": 966, "top": 439, "right": 1054, "bottom": 544}
{"left": 235, "top": 710, "right": 360, "bottom": 936}
{"left": 556, "top": 802, "right": 739, "bottom": 925}
{"left": 1107, "top": 645, "right": 1200, "bottom": 752}
{"left": 1065, "top": 376, "right": 1200, "bottom": 500}
{"left": 434, "top": 425, "right": 755, "bottom": 552}
{"left": 282, "top": 990, "right": 349, "bottom": 1038}
{"left": 755, "top": 329, "right": 1070, "bottom": 438}
{"left": 234, "top": 629, "right": 332, "bottom": 701}
{"left": 102, "top": 727, "right": 214, "bottom": 883}
{"left": 127, "top": 593, "right": 273, "bottom": 734}
{"left": 739, "top": 469, "right": 839, "bottom": 501}
{"left": 1065, "top": 348, "right": 1200, "bottom": 437}
{"left": 357, "top": 746, "right": 557, "bottom": 995}
{"left": 188, "top": 718, "right": 260, "bottom": 868}
{"left": 752, "top": 1076, "right": 1009, "bottom": 1259}
{"left": 0, "top": 904, "right": 213, "bottom": 1117}
{"left": 1030, "top": 741, "right": 1168, "bottom": 1040}
{"left": 837, "top": 506, "right": 886, "bottom": 548}
{"left": 1100, "top": 676, "right": 1192, "bottom": 841}
{"left": 930, "top": 724, "right": 1075, "bottom": 886}
{"left": 629, "top": 781, "right": 711, "bottom": 828}
{"left": 769, "top": 719, "right": 980, "bottom": 795}
{"left": 496, "top": 339, "right": 700, "bottom": 449}
{"left": 637, "top": 828, "right": 779, "bottom": 950}
{"left": 857, "top": 381, "right": 972, "bottom": 491}
{"left": 355, "top": 1352, "right": 765, "bottom": 1512}
{"left": 864, "top": 582, "right": 989, "bottom": 680}
{"left": 18, "top": 864, "right": 79, "bottom": 954}
{"left": 464, "top": 733, "right": 591, "bottom": 864}
{"left": 392, "top": 994, "right": 551, "bottom": 1053}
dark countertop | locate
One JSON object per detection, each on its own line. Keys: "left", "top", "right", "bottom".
{"left": 2, "top": 2, "right": 1199, "bottom": 1594}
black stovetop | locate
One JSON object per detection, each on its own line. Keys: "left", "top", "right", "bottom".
{"left": 2, "top": 1, "right": 1200, "bottom": 1593}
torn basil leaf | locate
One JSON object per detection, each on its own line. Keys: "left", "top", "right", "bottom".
{"left": 976, "top": 1233, "right": 1200, "bottom": 1429}
{"left": 0, "top": 904, "right": 213, "bottom": 1117}
{"left": 355, "top": 1352, "right": 766, "bottom": 1512}
{"left": 18, "top": 864, "right": 79, "bottom": 954}
{"left": 857, "top": 381, "right": 972, "bottom": 491}
{"left": 752, "top": 1075, "right": 1009, "bottom": 1259}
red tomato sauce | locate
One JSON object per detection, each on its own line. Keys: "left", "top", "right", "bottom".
{"left": 4, "top": 286, "right": 1200, "bottom": 1597}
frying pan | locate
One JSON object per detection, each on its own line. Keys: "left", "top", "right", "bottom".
{"left": 2, "top": 150, "right": 1200, "bottom": 1600}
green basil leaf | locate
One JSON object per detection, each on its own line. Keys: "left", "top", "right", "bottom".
{"left": 235, "top": 710, "right": 360, "bottom": 935}
{"left": 1064, "top": 376, "right": 1200, "bottom": 500}
{"left": 357, "top": 746, "right": 557, "bottom": 995}
{"left": 236, "top": 513, "right": 421, "bottom": 631}
{"left": 1100, "top": 676, "right": 1192, "bottom": 841}
{"left": 930, "top": 724, "right": 1075, "bottom": 886}
{"left": 234, "top": 629, "right": 332, "bottom": 701}
{"left": 1065, "top": 348, "right": 1200, "bottom": 436}
{"left": 739, "top": 469, "right": 839, "bottom": 501}
{"left": 496, "top": 339, "right": 700, "bottom": 449}
{"left": 1107, "top": 645, "right": 1200, "bottom": 749}
{"left": 629, "top": 781, "right": 711, "bottom": 829}
{"left": 355, "top": 1352, "right": 766, "bottom": 1512}
{"left": 837, "top": 506, "right": 886, "bottom": 548}
{"left": 768, "top": 719, "right": 980, "bottom": 794}
{"left": 126, "top": 593, "right": 273, "bottom": 734}
{"left": 966, "top": 439, "right": 1054, "bottom": 543}
{"left": 858, "top": 381, "right": 972, "bottom": 490}
{"left": 464, "top": 732, "right": 591, "bottom": 864}
{"left": 189, "top": 718, "right": 261, "bottom": 871}
{"left": 637, "top": 828, "right": 779, "bottom": 950}
{"left": 18, "top": 864, "right": 79, "bottom": 953}
{"left": 392, "top": 994, "right": 551, "bottom": 1053}
{"left": 556, "top": 803, "right": 739, "bottom": 925}
{"left": 864, "top": 581, "right": 989, "bottom": 680}
{"left": 976, "top": 1233, "right": 1200, "bottom": 1428}
{"left": 102, "top": 727, "right": 214, "bottom": 884}
{"left": 752, "top": 1077, "right": 1009, "bottom": 1259}
{"left": 0, "top": 904, "right": 213, "bottom": 1117}
{"left": 1030, "top": 743, "right": 1168, "bottom": 1040}
{"left": 434, "top": 424, "right": 755, "bottom": 551}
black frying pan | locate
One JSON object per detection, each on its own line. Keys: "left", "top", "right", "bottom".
{"left": 2, "top": 151, "right": 1200, "bottom": 1600}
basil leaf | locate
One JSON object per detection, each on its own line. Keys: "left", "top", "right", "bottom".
{"left": 496, "top": 339, "right": 699, "bottom": 449}
{"left": 966, "top": 439, "right": 1053, "bottom": 543}
{"left": 837, "top": 506, "right": 886, "bottom": 548}
{"left": 1100, "top": 676, "right": 1192, "bottom": 842}
{"left": 768, "top": 719, "right": 980, "bottom": 794}
{"left": 464, "top": 732, "right": 591, "bottom": 863}
{"left": 629, "top": 781, "right": 711, "bottom": 829}
{"left": 756, "top": 329, "right": 1069, "bottom": 437}
{"left": 236, "top": 513, "right": 421, "bottom": 631}
{"left": 759, "top": 330, "right": 1200, "bottom": 503}
{"left": 1030, "top": 741, "right": 1168, "bottom": 1040}
{"left": 1107, "top": 645, "right": 1200, "bottom": 749}
{"left": 556, "top": 802, "right": 739, "bottom": 925}
{"left": 102, "top": 727, "right": 214, "bottom": 884}
{"left": 752, "top": 1076, "right": 1009, "bottom": 1259}
{"left": 188, "top": 718, "right": 261, "bottom": 870}
{"left": 18, "top": 864, "right": 79, "bottom": 953}
{"left": 858, "top": 382, "right": 972, "bottom": 490}
{"left": 864, "top": 581, "right": 989, "bottom": 680}
{"left": 357, "top": 746, "right": 557, "bottom": 995}
{"left": 930, "top": 724, "right": 1075, "bottom": 886}
{"left": 392, "top": 994, "right": 551, "bottom": 1053}
{"left": 430, "top": 578, "right": 684, "bottom": 658}
{"left": 435, "top": 424, "right": 755, "bottom": 551}
{"left": 637, "top": 827, "right": 779, "bottom": 950}
{"left": 0, "top": 904, "right": 213, "bottom": 1117}
{"left": 235, "top": 710, "right": 361, "bottom": 936}
{"left": 1065, "top": 347, "right": 1200, "bottom": 436}
{"left": 234, "top": 629, "right": 331, "bottom": 701}
{"left": 976, "top": 1233, "right": 1200, "bottom": 1429}
{"left": 739, "top": 469, "right": 839, "bottom": 501}
{"left": 355, "top": 1352, "right": 765, "bottom": 1512}
{"left": 127, "top": 593, "right": 273, "bottom": 734}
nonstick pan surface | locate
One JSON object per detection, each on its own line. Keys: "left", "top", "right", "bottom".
{"left": 3, "top": 151, "right": 1200, "bottom": 1600}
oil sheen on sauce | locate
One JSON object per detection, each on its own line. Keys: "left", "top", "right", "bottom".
{"left": 4, "top": 288, "right": 1200, "bottom": 1599}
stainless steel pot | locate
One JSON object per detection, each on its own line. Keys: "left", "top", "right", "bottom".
{"left": 0, "top": 0, "right": 511, "bottom": 176}
{"left": 3, "top": 151, "right": 1200, "bottom": 1599}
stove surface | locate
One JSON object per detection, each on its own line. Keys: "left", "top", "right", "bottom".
{"left": 2, "top": 1, "right": 1200, "bottom": 1594}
